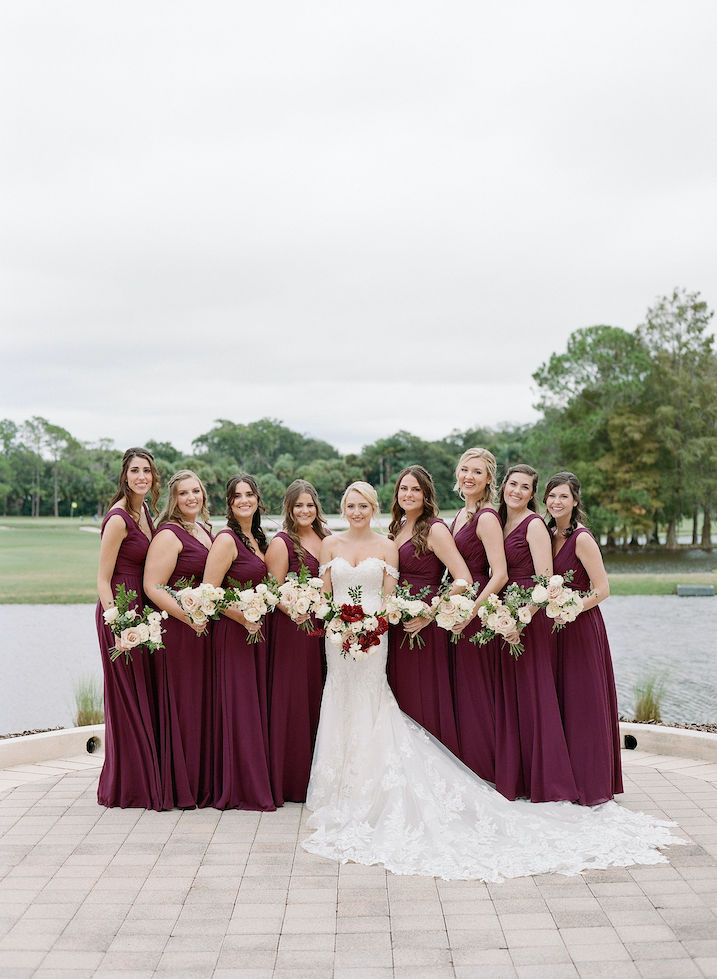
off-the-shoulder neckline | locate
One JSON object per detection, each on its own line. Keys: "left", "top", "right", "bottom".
{"left": 319, "top": 555, "right": 399, "bottom": 577}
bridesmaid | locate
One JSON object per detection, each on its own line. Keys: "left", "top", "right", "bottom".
{"left": 265, "top": 479, "right": 330, "bottom": 805}
{"left": 494, "top": 464, "right": 578, "bottom": 803}
{"left": 96, "top": 447, "right": 162, "bottom": 809}
{"left": 144, "top": 470, "right": 213, "bottom": 809}
{"left": 450, "top": 449, "right": 508, "bottom": 783}
{"left": 387, "top": 465, "right": 471, "bottom": 756}
{"left": 544, "top": 472, "right": 623, "bottom": 805}
{"left": 203, "top": 474, "right": 275, "bottom": 811}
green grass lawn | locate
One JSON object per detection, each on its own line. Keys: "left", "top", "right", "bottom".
{"left": 1, "top": 516, "right": 715, "bottom": 603}
{"left": 0, "top": 517, "right": 100, "bottom": 603}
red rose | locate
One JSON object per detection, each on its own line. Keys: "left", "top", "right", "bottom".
{"left": 340, "top": 604, "right": 364, "bottom": 623}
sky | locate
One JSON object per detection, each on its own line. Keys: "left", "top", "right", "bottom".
{"left": 2, "top": 1, "right": 716, "bottom": 456}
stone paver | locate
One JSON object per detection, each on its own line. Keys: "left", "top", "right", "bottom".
{"left": 0, "top": 749, "right": 715, "bottom": 977}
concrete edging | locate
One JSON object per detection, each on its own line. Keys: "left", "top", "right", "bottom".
{"left": 0, "top": 725, "right": 104, "bottom": 768}
{"left": 0, "top": 722, "right": 715, "bottom": 769}
{"left": 619, "top": 721, "right": 717, "bottom": 762}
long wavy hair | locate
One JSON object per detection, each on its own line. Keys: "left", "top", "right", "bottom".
{"left": 157, "top": 470, "right": 211, "bottom": 532}
{"left": 453, "top": 447, "right": 497, "bottom": 519}
{"left": 497, "top": 464, "right": 539, "bottom": 527}
{"left": 108, "top": 447, "right": 161, "bottom": 518}
{"left": 543, "top": 471, "right": 587, "bottom": 538}
{"left": 226, "top": 473, "right": 268, "bottom": 554}
{"left": 388, "top": 465, "right": 439, "bottom": 556}
{"left": 282, "top": 479, "right": 330, "bottom": 563}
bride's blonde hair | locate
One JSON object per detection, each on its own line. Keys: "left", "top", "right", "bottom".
{"left": 340, "top": 481, "right": 380, "bottom": 517}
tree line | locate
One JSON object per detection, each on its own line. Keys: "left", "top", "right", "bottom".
{"left": 1, "top": 289, "right": 714, "bottom": 550}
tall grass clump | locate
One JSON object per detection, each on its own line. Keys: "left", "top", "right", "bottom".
{"left": 633, "top": 675, "right": 665, "bottom": 723}
{"left": 73, "top": 675, "right": 104, "bottom": 727}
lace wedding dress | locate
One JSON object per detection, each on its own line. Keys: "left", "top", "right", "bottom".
{"left": 302, "top": 557, "right": 682, "bottom": 881}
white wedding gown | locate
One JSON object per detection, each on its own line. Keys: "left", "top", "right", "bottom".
{"left": 302, "top": 557, "right": 682, "bottom": 881}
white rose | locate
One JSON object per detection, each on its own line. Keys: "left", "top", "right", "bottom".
{"left": 453, "top": 578, "right": 469, "bottom": 590}
{"left": 266, "top": 593, "right": 279, "bottom": 607}
{"left": 103, "top": 606, "right": 119, "bottom": 625}
{"left": 314, "top": 604, "right": 331, "bottom": 620}
{"left": 545, "top": 601, "right": 562, "bottom": 619}
{"left": 200, "top": 599, "right": 216, "bottom": 615}
{"left": 279, "top": 583, "right": 299, "bottom": 606}
{"left": 136, "top": 623, "right": 150, "bottom": 643}
{"left": 546, "top": 581, "right": 565, "bottom": 602}
{"left": 387, "top": 608, "right": 402, "bottom": 624}
{"left": 435, "top": 612, "right": 453, "bottom": 630}
{"left": 255, "top": 583, "right": 268, "bottom": 594}
{"left": 531, "top": 584, "right": 548, "bottom": 604}
{"left": 309, "top": 578, "right": 324, "bottom": 589}
{"left": 179, "top": 590, "right": 200, "bottom": 612}
{"left": 328, "top": 631, "right": 344, "bottom": 647}
{"left": 487, "top": 613, "right": 500, "bottom": 631}
{"left": 494, "top": 612, "right": 515, "bottom": 636}
{"left": 350, "top": 620, "right": 363, "bottom": 634}
{"left": 125, "top": 608, "right": 138, "bottom": 621}
{"left": 295, "top": 596, "right": 311, "bottom": 615}
{"left": 548, "top": 574, "right": 564, "bottom": 588}
{"left": 407, "top": 601, "right": 426, "bottom": 617}
{"left": 518, "top": 606, "right": 532, "bottom": 624}
{"left": 477, "top": 605, "right": 490, "bottom": 622}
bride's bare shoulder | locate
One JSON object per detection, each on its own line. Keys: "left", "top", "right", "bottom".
{"left": 379, "top": 534, "right": 399, "bottom": 566}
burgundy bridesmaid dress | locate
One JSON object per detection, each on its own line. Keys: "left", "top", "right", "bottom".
{"left": 211, "top": 529, "right": 275, "bottom": 811}
{"left": 494, "top": 513, "right": 578, "bottom": 803}
{"left": 451, "top": 508, "right": 502, "bottom": 783}
{"left": 553, "top": 528, "right": 623, "bottom": 805}
{"left": 152, "top": 524, "right": 213, "bottom": 809}
{"left": 388, "top": 517, "right": 460, "bottom": 756}
{"left": 96, "top": 506, "right": 162, "bottom": 809}
{"left": 268, "top": 532, "right": 325, "bottom": 805}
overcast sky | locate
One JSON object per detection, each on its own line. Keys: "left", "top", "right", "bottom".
{"left": 2, "top": 1, "right": 716, "bottom": 455}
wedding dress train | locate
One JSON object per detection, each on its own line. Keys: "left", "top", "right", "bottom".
{"left": 302, "top": 557, "right": 681, "bottom": 881}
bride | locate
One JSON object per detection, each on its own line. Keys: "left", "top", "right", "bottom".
{"left": 302, "top": 481, "right": 681, "bottom": 882}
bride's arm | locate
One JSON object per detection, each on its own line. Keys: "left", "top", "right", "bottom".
{"left": 381, "top": 538, "right": 400, "bottom": 598}
{"left": 318, "top": 536, "right": 336, "bottom": 597}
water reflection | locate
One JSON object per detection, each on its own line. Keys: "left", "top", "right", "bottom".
{"left": 0, "top": 598, "right": 714, "bottom": 733}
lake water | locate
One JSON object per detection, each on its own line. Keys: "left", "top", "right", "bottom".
{"left": 0, "top": 598, "right": 714, "bottom": 733}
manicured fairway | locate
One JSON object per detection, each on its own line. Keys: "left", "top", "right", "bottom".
{"left": 1, "top": 517, "right": 715, "bottom": 603}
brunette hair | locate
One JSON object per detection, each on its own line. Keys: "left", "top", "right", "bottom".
{"left": 543, "top": 471, "right": 587, "bottom": 538}
{"left": 497, "top": 464, "right": 539, "bottom": 527}
{"left": 157, "top": 470, "right": 211, "bottom": 532}
{"left": 453, "top": 447, "right": 497, "bottom": 517}
{"left": 340, "top": 481, "right": 380, "bottom": 517}
{"left": 388, "top": 465, "right": 439, "bottom": 556}
{"left": 226, "top": 473, "right": 268, "bottom": 554}
{"left": 108, "top": 447, "right": 161, "bottom": 518}
{"left": 282, "top": 479, "right": 330, "bottom": 563}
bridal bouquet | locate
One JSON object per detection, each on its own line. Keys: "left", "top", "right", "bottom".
{"left": 277, "top": 564, "right": 326, "bottom": 634}
{"left": 383, "top": 581, "right": 433, "bottom": 649}
{"left": 315, "top": 585, "right": 389, "bottom": 661}
{"left": 530, "top": 572, "right": 587, "bottom": 630}
{"left": 103, "top": 583, "right": 167, "bottom": 662}
{"left": 470, "top": 584, "right": 532, "bottom": 659}
{"left": 159, "top": 579, "right": 226, "bottom": 631}
{"left": 430, "top": 579, "right": 478, "bottom": 643}
{"left": 224, "top": 576, "right": 281, "bottom": 643}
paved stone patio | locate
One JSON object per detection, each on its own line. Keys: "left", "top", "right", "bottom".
{"left": 1, "top": 749, "right": 716, "bottom": 978}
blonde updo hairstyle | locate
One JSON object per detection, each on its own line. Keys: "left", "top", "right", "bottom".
{"left": 340, "top": 481, "right": 380, "bottom": 518}
{"left": 453, "top": 447, "right": 497, "bottom": 517}
{"left": 157, "top": 469, "right": 211, "bottom": 533}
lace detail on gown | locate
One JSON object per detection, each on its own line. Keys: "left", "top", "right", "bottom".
{"left": 319, "top": 556, "right": 399, "bottom": 579}
{"left": 303, "top": 558, "right": 683, "bottom": 881}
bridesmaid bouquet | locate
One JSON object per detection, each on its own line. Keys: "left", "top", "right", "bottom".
{"left": 315, "top": 585, "right": 389, "bottom": 661}
{"left": 383, "top": 581, "right": 433, "bottom": 649}
{"left": 430, "top": 579, "right": 478, "bottom": 644}
{"left": 530, "top": 572, "right": 587, "bottom": 630}
{"left": 224, "top": 576, "right": 281, "bottom": 643}
{"left": 470, "top": 585, "right": 532, "bottom": 659}
{"left": 104, "top": 583, "right": 167, "bottom": 662}
{"left": 277, "top": 564, "right": 326, "bottom": 634}
{"left": 159, "top": 579, "right": 226, "bottom": 631}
